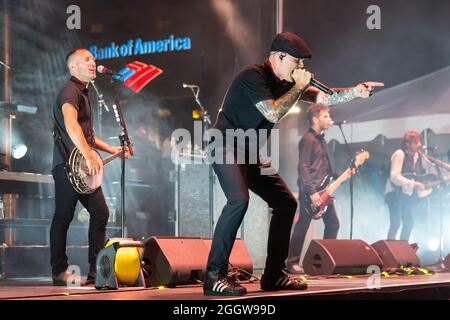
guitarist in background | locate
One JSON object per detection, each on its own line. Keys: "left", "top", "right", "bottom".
{"left": 51, "top": 48, "right": 129, "bottom": 286}
{"left": 286, "top": 104, "right": 340, "bottom": 274}
{"left": 384, "top": 131, "right": 435, "bottom": 241}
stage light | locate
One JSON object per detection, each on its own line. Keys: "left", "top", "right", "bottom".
{"left": 192, "top": 110, "right": 201, "bottom": 119}
{"left": 12, "top": 143, "right": 27, "bottom": 160}
{"left": 427, "top": 238, "right": 440, "bottom": 252}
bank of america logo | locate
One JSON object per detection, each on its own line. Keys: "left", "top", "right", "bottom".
{"left": 115, "top": 61, "right": 163, "bottom": 93}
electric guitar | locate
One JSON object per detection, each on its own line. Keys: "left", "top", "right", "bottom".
{"left": 402, "top": 173, "right": 450, "bottom": 198}
{"left": 302, "top": 150, "right": 370, "bottom": 220}
{"left": 67, "top": 147, "right": 123, "bottom": 194}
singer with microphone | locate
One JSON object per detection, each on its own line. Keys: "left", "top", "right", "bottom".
{"left": 384, "top": 131, "right": 436, "bottom": 241}
{"left": 268, "top": 34, "right": 384, "bottom": 108}
{"left": 204, "top": 31, "right": 382, "bottom": 296}
{"left": 50, "top": 48, "right": 130, "bottom": 286}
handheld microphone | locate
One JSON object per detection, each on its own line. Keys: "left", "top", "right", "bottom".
{"left": 310, "top": 78, "right": 334, "bottom": 96}
{"left": 97, "top": 65, "right": 120, "bottom": 76}
{"left": 182, "top": 83, "right": 199, "bottom": 88}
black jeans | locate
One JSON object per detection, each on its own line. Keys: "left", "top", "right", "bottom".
{"left": 207, "top": 158, "right": 297, "bottom": 277}
{"left": 386, "top": 192, "right": 417, "bottom": 241}
{"left": 50, "top": 164, "right": 109, "bottom": 275}
{"left": 286, "top": 202, "right": 339, "bottom": 268}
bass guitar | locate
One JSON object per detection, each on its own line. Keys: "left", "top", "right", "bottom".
{"left": 302, "top": 150, "right": 369, "bottom": 219}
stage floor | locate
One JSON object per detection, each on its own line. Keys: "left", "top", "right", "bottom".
{"left": 1, "top": 272, "right": 450, "bottom": 300}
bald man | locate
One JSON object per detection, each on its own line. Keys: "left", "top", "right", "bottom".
{"left": 51, "top": 48, "right": 128, "bottom": 286}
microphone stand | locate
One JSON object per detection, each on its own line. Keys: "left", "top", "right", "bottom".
{"left": 423, "top": 150, "right": 449, "bottom": 269}
{"left": 90, "top": 80, "right": 109, "bottom": 137}
{"left": 109, "top": 74, "right": 134, "bottom": 238}
{"left": 186, "top": 85, "right": 212, "bottom": 136}
{"left": 184, "top": 85, "right": 214, "bottom": 237}
{"left": 337, "top": 122, "right": 357, "bottom": 240}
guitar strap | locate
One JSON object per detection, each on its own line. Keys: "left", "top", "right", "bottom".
{"left": 325, "top": 150, "right": 333, "bottom": 174}
{"left": 81, "top": 89, "right": 96, "bottom": 148}
{"left": 321, "top": 137, "right": 334, "bottom": 174}
{"left": 52, "top": 109, "right": 69, "bottom": 162}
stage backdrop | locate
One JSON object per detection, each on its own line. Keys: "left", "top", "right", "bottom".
{"left": 1, "top": 0, "right": 449, "bottom": 264}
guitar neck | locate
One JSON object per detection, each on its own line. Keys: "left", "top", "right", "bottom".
{"left": 325, "top": 168, "right": 353, "bottom": 196}
{"left": 425, "top": 177, "right": 450, "bottom": 188}
{"left": 102, "top": 151, "right": 122, "bottom": 166}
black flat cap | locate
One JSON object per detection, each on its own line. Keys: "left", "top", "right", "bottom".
{"left": 270, "top": 32, "right": 312, "bottom": 59}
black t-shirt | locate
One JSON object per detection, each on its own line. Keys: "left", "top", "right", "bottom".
{"left": 52, "top": 76, "right": 95, "bottom": 170}
{"left": 213, "top": 61, "right": 294, "bottom": 151}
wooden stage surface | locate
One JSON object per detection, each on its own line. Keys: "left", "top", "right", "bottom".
{"left": 1, "top": 272, "right": 450, "bottom": 300}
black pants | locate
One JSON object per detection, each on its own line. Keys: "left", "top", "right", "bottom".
{"left": 207, "top": 158, "right": 297, "bottom": 277}
{"left": 286, "top": 202, "right": 339, "bottom": 268}
{"left": 386, "top": 192, "right": 416, "bottom": 241}
{"left": 50, "top": 164, "right": 109, "bottom": 275}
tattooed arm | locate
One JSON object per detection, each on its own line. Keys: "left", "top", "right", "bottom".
{"left": 255, "top": 68, "right": 312, "bottom": 123}
{"left": 255, "top": 85, "right": 307, "bottom": 123}
{"left": 317, "top": 87, "right": 357, "bottom": 105}
{"left": 300, "top": 82, "right": 384, "bottom": 106}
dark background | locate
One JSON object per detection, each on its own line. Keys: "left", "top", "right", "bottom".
{"left": 2, "top": 0, "right": 450, "bottom": 172}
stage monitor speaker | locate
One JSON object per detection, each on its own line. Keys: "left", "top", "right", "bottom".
{"left": 142, "top": 236, "right": 253, "bottom": 287}
{"left": 202, "top": 238, "right": 253, "bottom": 276}
{"left": 371, "top": 240, "right": 420, "bottom": 269}
{"left": 444, "top": 254, "right": 450, "bottom": 271}
{"left": 303, "top": 239, "right": 384, "bottom": 275}
{"left": 143, "top": 236, "right": 209, "bottom": 287}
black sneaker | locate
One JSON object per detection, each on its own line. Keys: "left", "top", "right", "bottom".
{"left": 203, "top": 270, "right": 247, "bottom": 296}
{"left": 261, "top": 272, "right": 307, "bottom": 291}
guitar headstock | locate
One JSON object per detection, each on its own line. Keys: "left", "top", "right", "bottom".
{"left": 353, "top": 149, "right": 370, "bottom": 167}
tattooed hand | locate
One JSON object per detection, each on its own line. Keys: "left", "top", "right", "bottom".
{"left": 354, "top": 82, "right": 385, "bottom": 98}
{"left": 292, "top": 68, "right": 312, "bottom": 89}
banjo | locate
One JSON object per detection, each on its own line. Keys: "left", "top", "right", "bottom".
{"left": 67, "top": 147, "right": 123, "bottom": 194}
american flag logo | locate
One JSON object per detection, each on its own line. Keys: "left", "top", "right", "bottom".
{"left": 115, "top": 61, "right": 163, "bottom": 93}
